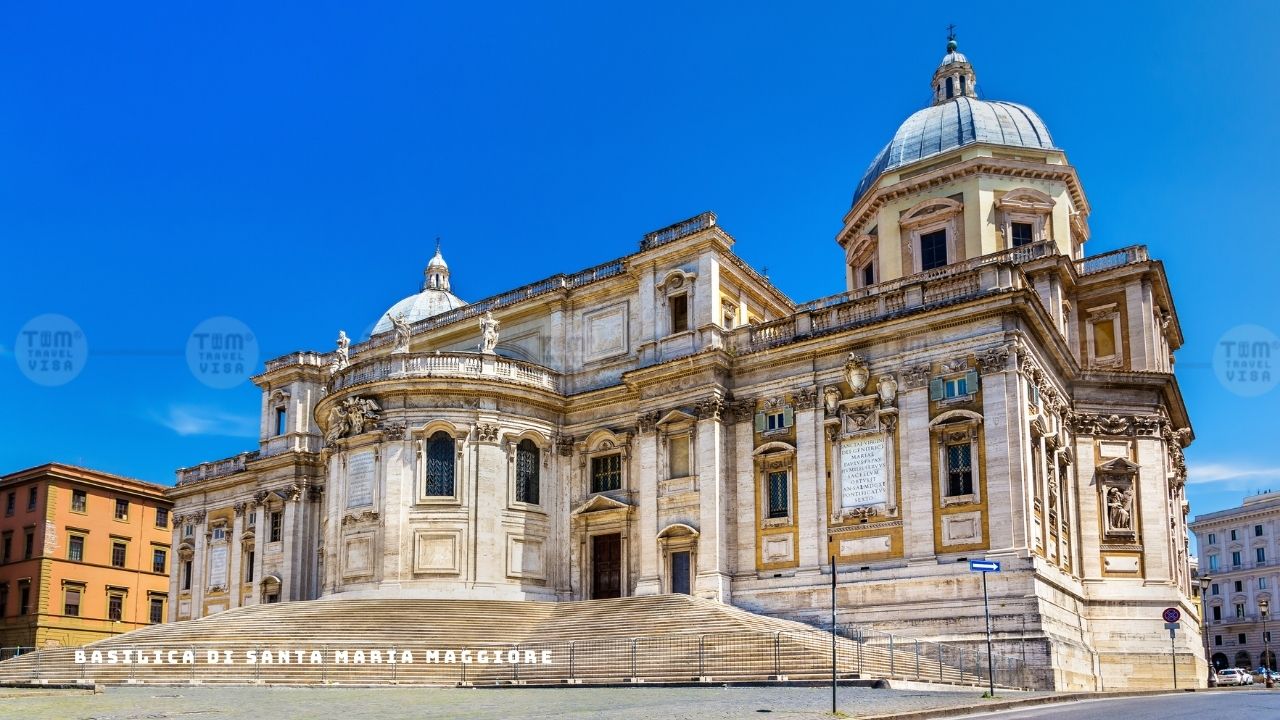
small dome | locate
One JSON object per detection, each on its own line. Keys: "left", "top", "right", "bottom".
{"left": 372, "top": 243, "right": 467, "bottom": 334}
{"left": 850, "top": 39, "right": 1056, "bottom": 207}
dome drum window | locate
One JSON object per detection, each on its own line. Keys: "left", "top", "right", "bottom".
{"left": 996, "top": 188, "right": 1056, "bottom": 250}
{"left": 900, "top": 198, "right": 965, "bottom": 274}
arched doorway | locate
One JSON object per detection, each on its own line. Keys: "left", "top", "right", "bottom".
{"left": 1212, "top": 652, "right": 1229, "bottom": 670}
{"left": 1235, "top": 650, "right": 1252, "bottom": 669}
{"left": 1261, "top": 650, "right": 1277, "bottom": 671}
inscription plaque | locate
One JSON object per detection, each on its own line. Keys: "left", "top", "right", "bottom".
{"left": 346, "top": 451, "right": 375, "bottom": 509}
{"left": 840, "top": 433, "right": 888, "bottom": 509}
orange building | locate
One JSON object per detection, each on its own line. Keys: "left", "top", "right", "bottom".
{"left": 0, "top": 463, "right": 172, "bottom": 649}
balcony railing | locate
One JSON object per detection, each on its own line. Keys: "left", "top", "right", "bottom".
{"left": 1074, "top": 245, "right": 1148, "bottom": 275}
{"left": 330, "top": 352, "right": 561, "bottom": 394}
{"left": 177, "top": 451, "right": 260, "bottom": 486}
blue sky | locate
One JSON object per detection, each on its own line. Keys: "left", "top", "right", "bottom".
{"left": 1, "top": 2, "right": 1276, "bottom": 523}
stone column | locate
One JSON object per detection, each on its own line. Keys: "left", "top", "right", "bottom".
{"left": 634, "top": 425, "right": 660, "bottom": 596}
{"left": 280, "top": 489, "right": 299, "bottom": 601}
{"left": 1074, "top": 436, "right": 1102, "bottom": 580}
{"left": 1136, "top": 433, "right": 1171, "bottom": 582}
{"left": 694, "top": 399, "right": 731, "bottom": 601}
{"left": 473, "top": 423, "right": 505, "bottom": 590}
{"left": 167, "top": 524, "right": 181, "bottom": 621}
{"left": 979, "top": 353, "right": 1019, "bottom": 555}
{"left": 793, "top": 390, "right": 822, "bottom": 574}
{"left": 733, "top": 405, "right": 757, "bottom": 580}
{"left": 899, "top": 381, "right": 935, "bottom": 563}
{"left": 192, "top": 512, "right": 207, "bottom": 616}
{"left": 250, "top": 505, "right": 265, "bottom": 604}
{"left": 326, "top": 452, "right": 344, "bottom": 595}
{"left": 381, "top": 442, "right": 408, "bottom": 588}
{"left": 229, "top": 507, "right": 244, "bottom": 608}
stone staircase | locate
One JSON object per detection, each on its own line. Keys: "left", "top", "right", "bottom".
{"left": 0, "top": 595, "right": 1000, "bottom": 687}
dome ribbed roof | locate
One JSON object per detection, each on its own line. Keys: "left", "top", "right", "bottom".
{"left": 851, "top": 97, "right": 1055, "bottom": 207}
{"left": 372, "top": 243, "right": 467, "bottom": 334}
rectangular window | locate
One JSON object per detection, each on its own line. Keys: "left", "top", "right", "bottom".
{"left": 945, "top": 377, "right": 969, "bottom": 398}
{"left": 152, "top": 548, "right": 167, "bottom": 574}
{"left": 108, "top": 594, "right": 123, "bottom": 622}
{"left": 1208, "top": 533, "right": 1217, "bottom": 545}
{"left": 1258, "top": 547, "right": 1267, "bottom": 564}
{"left": 590, "top": 455, "right": 623, "bottom": 493}
{"left": 68, "top": 535, "right": 84, "bottom": 562}
{"left": 862, "top": 262, "right": 875, "bottom": 287}
{"left": 182, "top": 560, "right": 192, "bottom": 591}
{"left": 24, "top": 531, "right": 34, "bottom": 560}
{"left": 1262, "top": 578, "right": 1269, "bottom": 590}
{"left": 1267, "top": 631, "right": 1273, "bottom": 644}
{"left": 668, "top": 436, "right": 690, "bottom": 479}
{"left": 275, "top": 406, "right": 288, "bottom": 436}
{"left": 71, "top": 489, "right": 87, "bottom": 513}
{"left": 247, "top": 511, "right": 256, "bottom": 527}
{"left": 767, "top": 471, "right": 789, "bottom": 519}
{"left": 0, "top": 585, "right": 6, "bottom": 616}
{"left": 1257, "top": 525, "right": 1265, "bottom": 537}
{"left": 20, "top": 585, "right": 30, "bottom": 615}
{"left": 4, "top": 492, "right": 13, "bottom": 515}
{"left": 514, "top": 440, "right": 541, "bottom": 505}
{"left": 1235, "top": 580, "right": 1244, "bottom": 592}
{"left": 946, "top": 443, "right": 974, "bottom": 497}
{"left": 1213, "top": 605, "right": 1222, "bottom": 621}
{"left": 111, "top": 542, "right": 127, "bottom": 568}
{"left": 1236, "top": 603, "right": 1246, "bottom": 619}
{"left": 1215, "top": 635, "right": 1222, "bottom": 646}
{"left": 1010, "top": 221, "right": 1034, "bottom": 247}
{"left": 1239, "top": 633, "right": 1247, "bottom": 644}
{"left": 269, "top": 511, "right": 283, "bottom": 543}
{"left": 64, "top": 587, "right": 81, "bottom": 617}
{"left": 1232, "top": 551, "right": 1242, "bottom": 566}
{"left": 1231, "top": 529, "right": 1239, "bottom": 541}
{"left": 245, "top": 550, "right": 255, "bottom": 583}
{"left": 920, "top": 229, "right": 948, "bottom": 271}
{"left": 670, "top": 294, "right": 689, "bottom": 334}
{"left": 184, "top": 523, "right": 194, "bottom": 538}
{"left": 114, "top": 498, "right": 129, "bottom": 520}
{"left": 149, "top": 597, "right": 165, "bottom": 624}
{"left": 1212, "top": 583, "right": 1220, "bottom": 596}
{"left": 2, "top": 534, "right": 10, "bottom": 563}
{"left": 212, "top": 527, "right": 226, "bottom": 541}
{"left": 1092, "top": 320, "right": 1116, "bottom": 359}
{"left": 766, "top": 412, "right": 785, "bottom": 431}
{"left": 26, "top": 487, "right": 37, "bottom": 511}
{"left": 1209, "top": 555, "right": 1220, "bottom": 571}
{"left": 155, "top": 508, "right": 169, "bottom": 529}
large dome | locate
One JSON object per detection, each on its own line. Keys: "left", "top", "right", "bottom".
{"left": 850, "top": 41, "right": 1056, "bottom": 207}
{"left": 372, "top": 245, "right": 466, "bottom": 334}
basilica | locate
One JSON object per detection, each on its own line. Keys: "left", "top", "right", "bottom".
{"left": 168, "top": 39, "right": 1199, "bottom": 689}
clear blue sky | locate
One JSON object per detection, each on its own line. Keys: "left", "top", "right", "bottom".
{"left": 1, "top": 2, "right": 1276, "bottom": 523}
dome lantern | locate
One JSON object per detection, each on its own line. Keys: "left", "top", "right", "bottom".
{"left": 931, "top": 32, "right": 977, "bottom": 105}
{"left": 424, "top": 239, "right": 451, "bottom": 292}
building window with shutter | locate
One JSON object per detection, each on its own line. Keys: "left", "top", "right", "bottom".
{"left": 111, "top": 541, "right": 127, "bottom": 568}
{"left": 755, "top": 405, "right": 794, "bottom": 434}
{"left": 930, "top": 370, "right": 979, "bottom": 402}
{"left": 591, "top": 454, "right": 622, "bottom": 493}
{"left": 108, "top": 592, "right": 124, "bottom": 622}
{"left": 424, "top": 431, "right": 456, "bottom": 497}
{"left": 269, "top": 511, "right": 283, "bottom": 542}
{"left": 149, "top": 596, "right": 165, "bottom": 624}
{"left": 152, "top": 548, "right": 167, "bottom": 574}
{"left": 64, "top": 586, "right": 82, "bottom": 617}
{"left": 71, "top": 489, "right": 87, "bottom": 513}
{"left": 515, "top": 439, "right": 540, "bottom": 505}
{"left": 68, "top": 534, "right": 84, "bottom": 562}
{"left": 669, "top": 293, "right": 689, "bottom": 334}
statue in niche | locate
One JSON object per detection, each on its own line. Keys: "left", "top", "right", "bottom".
{"left": 479, "top": 311, "right": 500, "bottom": 354}
{"left": 329, "top": 330, "right": 350, "bottom": 375}
{"left": 876, "top": 374, "right": 898, "bottom": 406}
{"left": 844, "top": 353, "right": 870, "bottom": 395}
{"left": 389, "top": 313, "right": 411, "bottom": 354}
{"left": 1107, "top": 485, "right": 1134, "bottom": 531}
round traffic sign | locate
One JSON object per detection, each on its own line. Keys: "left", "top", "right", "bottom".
{"left": 1162, "top": 607, "right": 1181, "bottom": 623}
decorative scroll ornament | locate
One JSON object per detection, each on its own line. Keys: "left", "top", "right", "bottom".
{"left": 479, "top": 311, "right": 500, "bottom": 354}
{"left": 635, "top": 411, "right": 660, "bottom": 434}
{"left": 555, "top": 434, "right": 575, "bottom": 457}
{"left": 900, "top": 364, "right": 931, "bottom": 389}
{"left": 823, "top": 387, "right": 842, "bottom": 416}
{"left": 976, "top": 345, "right": 1010, "bottom": 374}
{"left": 696, "top": 396, "right": 725, "bottom": 421}
{"left": 794, "top": 386, "right": 819, "bottom": 410}
{"left": 844, "top": 353, "right": 870, "bottom": 395}
{"left": 389, "top": 312, "right": 411, "bottom": 354}
{"left": 325, "top": 396, "right": 381, "bottom": 443}
{"left": 475, "top": 423, "right": 500, "bottom": 442}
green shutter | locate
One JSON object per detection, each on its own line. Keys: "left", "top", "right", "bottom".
{"left": 929, "top": 377, "right": 944, "bottom": 401}
{"left": 754, "top": 412, "right": 766, "bottom": 432}
{"left": 964, "top": 370, "right": 979, "bottom": 394}
{"left": 782, "top": 406, "right": 794, "bottom": 428}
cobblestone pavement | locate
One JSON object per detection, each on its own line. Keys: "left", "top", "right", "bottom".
{"left": 1, "top": 684, "right": 1048, "bottom": 719}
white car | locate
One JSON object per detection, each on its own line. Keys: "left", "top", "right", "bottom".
{"left": 1217, "top": 668, "right": 1254, "bottom": 685}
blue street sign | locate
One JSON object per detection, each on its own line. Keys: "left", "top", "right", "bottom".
{"left": 969, "top": 559, "right": 1001, "bottom": 572}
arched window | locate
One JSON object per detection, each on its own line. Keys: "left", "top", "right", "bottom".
{"left": 1211, "top": 652, "right": 1228, "bottom": 670}
{"left": 1235, "top": 650, "right": 1252, "bottom": 669}
{"left": 425, "top": 431, "right": 455, "bottom": 497}
{"left": 515, "top": 439, "right": 540, "bottom": 505}
{"left": 945, "top": 76, "right": 954, "bottom": 99}
{"left": 960, "top": 75, "right": 966, "bottom": 95}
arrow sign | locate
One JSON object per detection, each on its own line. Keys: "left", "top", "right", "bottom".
{"left": 969, "top": 559, "right": 1001, "bottom": 572}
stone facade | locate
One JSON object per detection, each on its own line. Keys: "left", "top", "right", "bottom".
{"left": 167, "top": 41, "right": 1200, "bottom": 690}
{"left": 1191, "top": 492, "right": 1280, "bottom": 673}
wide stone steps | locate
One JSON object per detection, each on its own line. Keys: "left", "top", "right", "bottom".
{"left": 0, "top": 595, "right": 999, "bottom": 687}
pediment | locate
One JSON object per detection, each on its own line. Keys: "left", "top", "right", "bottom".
{"left": 571, "top": 494, "right": 633, "bottom": 516}
{"left": 1098, "top": 457, "right": 1140, "bottom": 474}
{"left": 656, "top": 409, "right": 697, "bottom": 427}
{"left": 657, "top": 522, "right": 699, "bottom": 539}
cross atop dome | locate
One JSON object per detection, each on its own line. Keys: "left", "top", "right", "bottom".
{"left": 932, "top": 29, "right": 977, "bottom": 105}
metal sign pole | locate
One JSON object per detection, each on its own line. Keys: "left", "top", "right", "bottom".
{"left": 983, "top": 570, "right": 994, "bottom": 697}
{"left": 1171, "top": 628, "right": 1178, "bottom": 689}
{"left": 831, "top": 554, "right": 837, "bottom": 715}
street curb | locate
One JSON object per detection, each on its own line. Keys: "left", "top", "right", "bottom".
{"left": 855, "top": 689, "right": 1197, "bottom": 720}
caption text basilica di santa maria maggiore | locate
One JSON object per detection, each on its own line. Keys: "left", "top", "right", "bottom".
{"left": 167, "top": 40, "right": 1198, "bottom": 690}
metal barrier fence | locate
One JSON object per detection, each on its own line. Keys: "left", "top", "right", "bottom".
{"left": 0, "top": 627, "right": 1029, "bottom": 688}
{"left": 0, "top": 646, "right": 35, "bottom": 662}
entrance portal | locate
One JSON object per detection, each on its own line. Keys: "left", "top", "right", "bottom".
{"left": 670, "top": 551, "right": 690, "bottom": 595}
{"left": 591, "top": 533, "right": 622, "bottom": 599}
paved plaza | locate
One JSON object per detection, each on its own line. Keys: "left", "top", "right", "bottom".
{"left": 0, "top": 684, "right": 1046, "bottom": 720}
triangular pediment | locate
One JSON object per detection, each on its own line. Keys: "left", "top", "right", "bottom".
{"left": 656, "top": 409, "right": 697, "bottom": 427}
{"left": 571, "top": 494, "right": 632, "bottom": 516}
{"left": 1098, "top": 457, "right": 1140, "bottom": 474}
